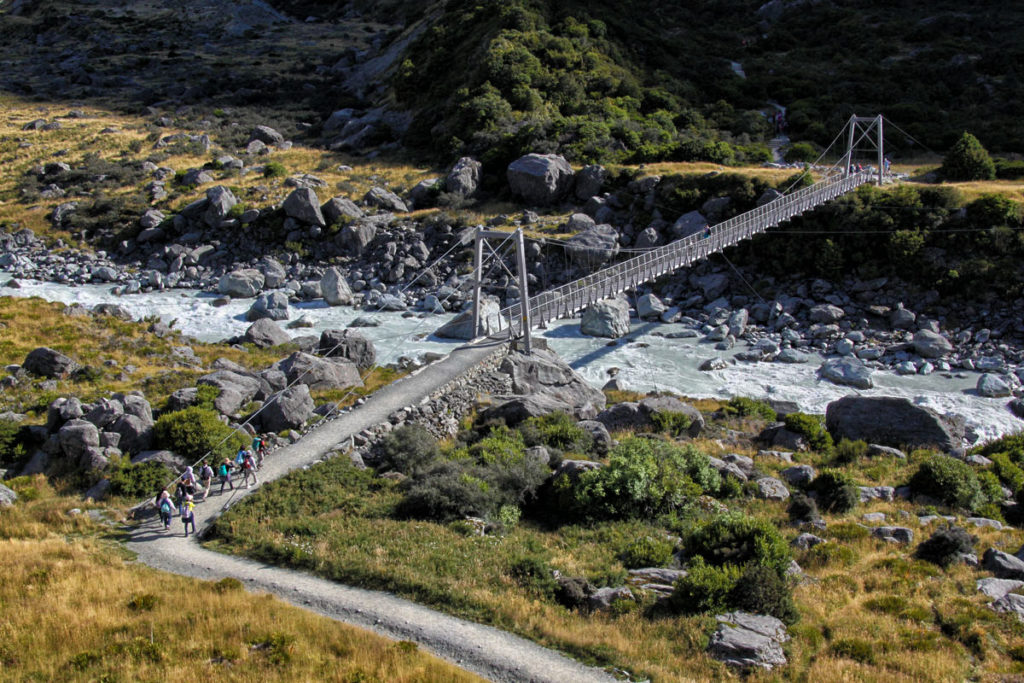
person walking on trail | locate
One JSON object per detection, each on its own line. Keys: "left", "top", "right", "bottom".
{"left": 199, "top": 463, "right": 214, "bottom": 501}
{"left": 156, "top": 489, "right": 174, "bottom": 530}
{"left": 180, "top": 494, "right": 196, "bottom": 537}
{"left": 252, "top": 435, "right": 265, "bottom": 469}
{"left": 218, "top": 458, "right": 234, "bottom": 494}
{"left": 179, "top": 466, "right": 197, "bottom": 498}
{"left": 240, "top": 451, "right": 258, "bottom": 489}
{"left": 235, "top": 446, "right": 247, "bottom": 469}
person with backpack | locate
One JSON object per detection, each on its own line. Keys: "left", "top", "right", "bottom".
{"left": 235, "top": 446, "right": 248, "bottom": 470}
{"left": 156, "top": 489, "right": 174, "bottom": 530}
{"left": 180, "top": 494, "right": 196, "bottom": 537}
{"left": 199, "top": 462, "right": 215, "bottom": 501}
{"left": 179, "top": 466, "right": 197, "bottom": 498}
{"left": 240, "top": 451, "right": 258, "bottom": 488}
{"left": 252, "top": 435, "right": 266, "bottom": 469}
{"left": 218, "top": 458, "right": 234, "bottom": 494}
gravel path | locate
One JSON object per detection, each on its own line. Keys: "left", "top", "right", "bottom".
{"left": 125, "top": 338, "right": 619, "bottom": 683}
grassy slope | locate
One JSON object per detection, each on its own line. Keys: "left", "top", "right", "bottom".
{"left": 205, "top": 417, "right": 1024, "bottom": 681}
{"left": 0, "top": 476, "right": 482, "bottom": 682}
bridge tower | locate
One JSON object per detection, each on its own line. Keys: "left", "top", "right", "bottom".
{"left": 842, "top": 115, "right": 885, "bottom": 186}
{"left": 471, "top": 227, "right": 533, "bottom": 354}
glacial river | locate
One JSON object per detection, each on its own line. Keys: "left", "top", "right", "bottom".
{"left": 2, "top": 276, "right": 1020, "bottom": 444}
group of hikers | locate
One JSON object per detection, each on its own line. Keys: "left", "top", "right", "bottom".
{"left": 155, "top": 434, "right": 269, "bottom": 536}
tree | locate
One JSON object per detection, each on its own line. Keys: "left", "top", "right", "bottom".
{"left": 941, "top": 132, "right": 996, "bottom": 181}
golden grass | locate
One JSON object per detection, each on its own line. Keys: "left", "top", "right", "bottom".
{"left": 0, "top": 476, "right": 481, "bottom": 682}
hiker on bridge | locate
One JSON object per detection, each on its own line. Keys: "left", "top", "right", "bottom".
{"left": 702, "top": 224, "right": 712, "bottom": 239}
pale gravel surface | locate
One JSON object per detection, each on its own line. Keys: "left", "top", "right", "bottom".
{"left": 124, "top": 338, "right": 620, "bottom": 683}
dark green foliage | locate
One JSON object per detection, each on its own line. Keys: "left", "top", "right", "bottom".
{"left": 396, "top": 461, "right": 496, "bottom": 522}
{"left": 685, "top": 512, "right": 792, "bottom": 577}
{"left": 730, "top": 564, "right": 799, "bottom": 624}
{"left": 783, "top": 412, "right": 834, "bottom": 454}
{"left": 649, "top": 411, "right": 693, "bottom": 437}
{"left": 787, "top": 492, "right": 819, "bottom": 523}
{"left": 810, "top": 469, "right": 858, "bottom": 514}
{"left": 554, "top": 576, "right": 591, "bottom": 610}
{"left": 914, "top": 526, "right": 976, "bottom": 568}
{"left": 153, "top": 406, "right": 248, "bottom": 462}
{"left": 263, "top": 162, "right": 288, "bottom": 178}
{"left": 0, "top": 418, "right": 27, "bottom": 464}
{"left": 989, "top": 453, "right": 1024, "bottom": 494}
{"left": 520, "top": 412, "right": 593, "bottom": 453}
{"left": 833, "top": 439, "right": 868, "bottom": 464}
{"left": 802, "top": 542, "right": 857, "bottom": 568}
{"left": 784, "top": 142, "right": 818, "bottom": 163}
{"left": 941, "top": 132, "right": 996, "bottom": 181}
{"left": 995, "top": 158, "right": 1024, "bottom": 180}
{"left": 620, "top": 536, "right": 675, "bottom": 569}
{"left": 107, "top": 460, "right": 173, "bottom": 499}
{"left": 212, "top": 577, "right": 244, "bottom": 593}
{"left": 377, "top": 424, "right": 440, "bottom": 476}
{"left": 825, "top": 522, "right": 871, "bottom": 541}
{"left": 668, "top": 559, "right": 740, "bottom": 616}
{"left": 563, "top": 437, "right": 720, "bottom": 520}
{"left": 831, "top": 638, "right": 877, "bottom": 665}
{"left": 722, "top": 396, "right": 777, "bottom": 421}
{"left": 909, "top": 455, "right": 988, "bottom": 513}
{"left": 126, "top": 593, "right": 159, "bottom": 612}
{"left": 507, "top": 556, "right": 556, "bottom": 597}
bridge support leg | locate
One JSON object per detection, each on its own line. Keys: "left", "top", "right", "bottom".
{"left": 515, "top": 228, "right": 533, "bottom": 355}
{"left": 472, "top": 229, "right": 484, "bottom": 338}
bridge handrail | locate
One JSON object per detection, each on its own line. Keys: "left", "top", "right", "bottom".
{"left": 497, "top": 170, "right": 873, "bottom": 334}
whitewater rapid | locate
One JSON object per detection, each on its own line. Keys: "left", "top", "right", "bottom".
{"left": 2, "top": 276, "right": 1020, "bottom": 444}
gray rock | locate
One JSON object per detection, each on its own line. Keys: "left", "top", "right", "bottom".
{"left": 791, "top": 533, "right": 825, "bottom": 550}
{"left": 243, "top": 318, "right": 291, "bottom": 348}
{"left": 577, "top": 419, "right": 612, "bottom": 454}
{"left": 872, "top": 526, "right": 914, "bottom": 544}
{"left": 339, "top": 220, "right": 377, "bottom": 256}
{"left": 23, "top": 347, "right": 78, "bottom": 378}
{"left": 825, "top": 396, "right": 965, "bottom": 452}
{"left": 319, "top": 329, "right": 376, "bottom": 371}
{"left": 320, "top": 267, "right": 354, "bottom": 306}
{"left": 699, "top": 357, "right": 729, "bottom": 371}
{"left": 434, "top": 299, "right": 502, "bottom": 339}
{"left": 867, "top": 444, "right": 907, "bottom": 458}
{"left": 859, "top": 486, "right": 895, "bottom": 502}
{"left": 639, "top": 396, "right": 705, "bottom": 437}
{"left": 565, "top": 224, "right": 620, "bottom": 270}
{"left": 983, "top": 548, "right": 1024, "bottom": 580}
{"left": 967, "top": 517, "right": 1003, "bottom": 530}
{"left": 808, "top": 304, "right": 845, "bottom": 323}
{"left": 58, "top": 419, "right": 100, "bottom": 459}
{"left": 445, "top": 157, "right": 482, "bottom": 198}
{"left": 250, "top": 125, "right": 284, "bottom": 145}
{"left": 990, "top": 592, "right": 1024, "bottom": 621}
{"left": 636, "top": 293, "right": 667, "bottom": 320}
{"left": 484, "top": 349, "right": 606, "bottom": 423}
{"left": 218, "top": 269, "right": 265, "bottom": 298}
{"left": 779, "top": 465, "right": 815, "bottom": 486}
{"left": 260, "top": 384, "right": 314, "bottom": 433}
{"left": 283, "top": 188, "right": 326, "bottom": 226}
{"left": 552, "top": 459, "right": 603, "bottom": 480}
{"left": 0, "top": 482, "right": 18, "bottom": 507}
{"left": 977, "top": 577, "right": 1024, "bottom": 600}
{"left": 109, "top": 413, "right": 153, "bottom": 455}
{"left": 913, "top": 330, "right": 953, "bottom": 358}
{"left": 574, "top": 164, "right": 607, "bottom": 201}
{"left": 322, "top": 196, "right": 363, "bottom": 225}
{"left": 198, "top": 369, "right": 266, "bottom": 415}
{"left": 671, "top": 210, "right": 708, "bottom": 239}
{"left": 260, "top": 257, "right": 288, "bottom": 289}
{"left": 364, "top": 187, "right": 409, "bottom": 212}
{"left": 890, "top": 304, "right": 916, "bottom": 330}
{"left": 629, "top": 567, "right": 686, "bottom": 584}
{"left": 818, "top": 357, "right": 873, "bottom": 389}
{"left": 708, "top": 613, "right": 787, "bottom": 670}
{"left": 247, "top": 291, "right": 290, "bottom": 321}
{"left": 978, "top": 373, "right": 1013, "bottom": 398}
{"left": 84, "top": 398, "right": 124, "bottom": 429}
{"left": 507, "top": 153, "right": 574, "bottom": 205}
{"left": 756, "top": 477, "right": 790, "bottom": 501}
{"left": 203, "top": 185, "right": 237, "bottom": 228}
{"left": 274, "top": 352, "right": 362, "bottom": 391}
{"left": 131, "top": 449, "right": 189, "bottom": 470}
{"left": 580, "top": 297, "right": 630, "bottom": 338}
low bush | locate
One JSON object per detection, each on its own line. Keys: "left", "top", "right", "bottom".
{"left": 377, "top": 424, "right": 440, "bottom": 476}
{"left": 787, "top": 492, "right": 819, "bottom": 523}
{"left": 685, "top": 512, "right": 792, "bottom": 576}
{"left": 0, "top": 418, "right": 27, "bottom": 464}
{"left": 668, "top": 558, "right": 740, "bottom": 615}
{"left": 783, "top": 412, "right": 834, "bottom": 454}
{"left": 519, "top": 412, "right": 592, "bottom": 453}
{"left": 507, "top": 556, "right": 556, "bottom": 598}
{"left": 833, "top": 439, "right": 869, "bottom": 464}
{"left": 730, "top": 564, "right": 799, "bottom": 623}
{"left": 263, "top": 161, "right": 288, "bottom": 178}
{"left": 107, "top": 460, "right": 173, "bottom": 499}
{"left": 649, "top": 411, "right": 693, "bottom": 437}
{"left": 909, "top": 455, "right": 988, "bottom": 513}
{"left": 722, "top": 396, "right": 777, "bottom": 421}
{"left": 620, "top": 536, "right": 675, "bottom": 569}
{"left": 801, "top": 542, "right": 857, "bottom": 568}
{"left": 810, "top": 469, "right": 858, "bottom": 513}
{"left": 396, "top": 461, "right": 494, "bottom": 522}
{"left": 831, "top": 637, "right": 877, "bottom": 665}
{"left": 153, "top": 407, "right": 248, "bottom": 462}
{"left": 824, "top": 522, "right": 871, "bottom": 541}
{"left": 990, "top": 453, "right": 1024, "bottom": 494}
{"left": 914, "top": 526, "right": 976, "bottom": 568}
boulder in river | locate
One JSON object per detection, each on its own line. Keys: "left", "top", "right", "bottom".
{"left": 825, "top": 396, "right": 965, "bottom": 452}
{"left": 580, "top": 296, "right": 630, "bottom": 338}
{"left": 817, "top": 357, "right": 873, "bottom": 389}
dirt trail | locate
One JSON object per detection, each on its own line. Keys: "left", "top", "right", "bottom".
{"left": 125, "top": 339, "right": 619, "bottom": 683}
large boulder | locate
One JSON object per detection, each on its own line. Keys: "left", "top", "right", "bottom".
{"left": 320, "top": 267, "right": 354, "bottom": 306}
{"left": 507, "top": 153, "right": 574, "bottom": 205}
{"left": 283, "top": 187, "right": 326, "bottom": 226}
{"left": 23, "top": 347, "right": 79, "bottom": 378}
{"left": 109, "top": 413, "right": 153, "bottom": 455}
{"left": 445, "top": 157, "right": 482, "bottom": 198}
{"left": 274, "top": 352, "right": 363, "bottom": 391}
{"left": 574, "top": 164, "right": 607, "bottom": 201}
{"left": 485, "top": 348, "right": 606, "bottom": 423}
{"left": 319, "top": 329, "right": 376, "bottom": 371}
{"left": 84, "top": 398, "right": 124, "bottom": 429}
{"left": 708, "top": 612, "right": 788, "bottom": 670}
{"left": 817, "top": 357, "right": 873, "bottom": 389}
{"left": 978, "top": 373, "right": 1013, "bottom": 398}
{"left": 564, "top": 224, "right": 619, "bottom": 269}
{"left": 983, "top": 549, "right": 1024, "bottom": 580}
{"left": 218, "top": 269, "right": 265, "bottom": 298}
{"left": 580, "top": 297, "right": 630, "bottom": 338}
{"left": 364, "top": 187, "right": 409, "bottom": 212}
{"left": 260, "top": 257, "right": 288, "bottom": 288}
{"left": 339, "top": 219, "right": 377, "bottom": 256}
{"left": 671, "top": 210, "right": 708, "bottom": 239}
{"left": 246, "top": 291, "right": 290, "bottom": 321}
{"left": 825, "top": 396, "right": 965, "bottom": 452}
{"left": 639, "top": 396, "right": 704, "bottom": 437}
{"left": 58, "top": 419, "right": 100, "bottom": 459}
{"left": 434, "top": 299, "right": 503, "bottom": 339}
{"left": 203, "top": 185, "right": 237, "bottom": 227}
{"left": 197, "top": 370, "right": 267, "bottom": 416}
{"left": 0, "top": 483, "right": 17, "bottom": 507}
{"left": 913, "top": 330, "right": 953, "bottom": 358}
{"left": 322, "top": 196, "right": 364, "bottom": 225}
{"left": 243, "top": 318, "right": 291, "bottom": 348}
{"left": 260, "top": 384, "right": 314, "bottom": 433}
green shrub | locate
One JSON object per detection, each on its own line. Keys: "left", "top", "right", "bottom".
{"left": 620, "top": 536, "right": 675, "bottom": 569}
{"left": 941, "top": 131, "right": 996, "bottom": 181}
{"left": 153, "top": 406, "right": 248, "bottom": 461}
{"left": 990, "top": 453, "right": 1024, "bottom": 494}
{"left": 723, "top": 396, "right": 777, "bottom": 421}
{"left": 396, "top": 461, "right": 493, "bottom": 522}
{"left": 127, "top": 593, "right": 159, "bottom": 612}
{"left": 263, "top": 161, "right": 287, "bottom": 178}
{"left": 0, "top": 418, "right": 27, "bottom": 464}
{"left": 668, "top": 558, "right": 740, "bottom": 615}
{"left": 995, "top": 158, "right": 1024, "bottom": 180}
{"left": 802, "top": 542, "right": 857, "bottom": 568}
{"left": 519, "top": 412, "right": 592, "bottom": 453}
{"left": 212, "top": 577, "right": 244, "bottom": 593}
{"left": 685, "top": 512, "right": 792, "bottom": 576}
{"left": 107, "top": 460, "right": 173, "bottom": 499}
{"left": 831, "top": 637, "right": 877, "bottom": 665}
{"left": 824, "top": 522, "right": 870, "bottom": 541}
{"left": 784, "top": 141, "right": 818, "bottom": 163}
{"left": 909, "top": 455, "right": 988, "bottom": 512}
{"left": 730, "top": 564, "right": 799, "bottom": 624}
{"left": 377, "top": 424, "right": 440, "bottom": 476}
{"left": 783, "top": 412, "right": 834, "bottom": 454}
{"left": 507, "top": 556, "right": 556, "bottom": 597}
{"left": 833, "top": 439, "right": 868, "bottom": 464}
{"left": 787, "top": 492, "right": 819, "bottom": 522}
{"left": 567, "top": 437, "right": 719, "bottom": 520}
{"left": 650, "top": 410, "right": 693, "bottom": 437}
{"left": 810, "top": 469, "right": 858, "bottom": 513}
{"left": 914, "top": 526, "right": 976, "bottom": 568}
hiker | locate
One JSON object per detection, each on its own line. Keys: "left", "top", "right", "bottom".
{"left": 884, "top": 157, "right": 892, "bottom": 174}
{"left": 199, "top": 462, "right": 214, "bottom": 501}
{"left": 179, "top": 466, "right": 197, "bottom": 498}
{"left": 156, "top": 489, "right": 174, "bottom": 530}
{"left": 702, "top": 224, "right": 712, "bottom": 239}
{"left": 252, "top": 434, "right": 265, "bottom": 469}
{"left": 181, "top": 494, "right": 195, "bottom": 537}
{"left": 235, "top": 446, "right": 248, "bottom": 470}
{"left": 219, "top": 458, "right": 234, "bottom": 493}
{"left": 241, "top": 451, "right": 258, "bottom": 489}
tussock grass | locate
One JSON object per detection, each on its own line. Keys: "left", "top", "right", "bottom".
{"left": 0, "top": 476, "right": 480, "bottom": 682}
